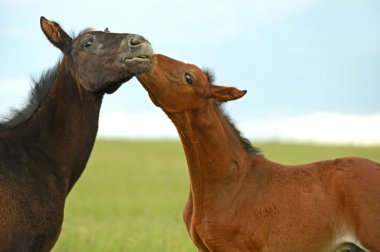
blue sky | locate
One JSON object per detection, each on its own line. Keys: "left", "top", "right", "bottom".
{"left": 1, "top": 0, "right": 379, "bottom": 144}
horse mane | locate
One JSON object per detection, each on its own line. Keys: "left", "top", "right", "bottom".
{"left": 217, "top": 104, "right": 262, "bottom": 155}
{"left": 201, "top": 67, "right": 261, "bottom": 155}
{"left": 0, "top": 29, "right": 87, "bottom": 129}
{"left": 202, "top": 68, "right": 216, "bottom": 84}
{"left": 0, "top": 64, "right": 59, "bottom": 128}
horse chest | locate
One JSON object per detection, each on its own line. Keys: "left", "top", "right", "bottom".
{"left": 12, "top": 204, "right": 63, "bottom": 251}
{"left": 0, "top": 179, "right": 64, "bottom": 251}
{"left": 1, "top": 206, "right": 63, "bottom": 252}
{"left": 187, "top": 212, "right": 257, "bottom": 251}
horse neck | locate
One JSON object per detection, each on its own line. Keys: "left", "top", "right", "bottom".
{"left": 8, "top": 59, "right": 102, "bottom": 193}
{"left": 168, "top": 101, "right": 252, "bottom": 199}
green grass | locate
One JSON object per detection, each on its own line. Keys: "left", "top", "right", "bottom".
{"left": 53, "top": 140, "right": 380, "bottom": 251}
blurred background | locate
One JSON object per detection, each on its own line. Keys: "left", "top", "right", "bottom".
{"left": 1, "top": 0, "right": 379, "bottom": 145}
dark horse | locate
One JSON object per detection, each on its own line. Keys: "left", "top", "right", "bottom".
{"left": 0, "top": 17, "right": 153, "bottom": 251}
{"left": 137, "top": 54, "right": 380, "bottom": 252}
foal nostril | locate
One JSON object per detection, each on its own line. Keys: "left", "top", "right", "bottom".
{"left": 129, "top": 35, "right": 145, "bottom": 47}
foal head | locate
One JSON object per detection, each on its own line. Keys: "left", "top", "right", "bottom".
{"left": 137, "top": 54, "right": 246, "bottom": 113}
{"left": 41, "top": 17, "right": 153, "bottom": 93}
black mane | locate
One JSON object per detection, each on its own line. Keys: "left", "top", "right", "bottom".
{"left": 202, "top": 67, "right": 260, "bottom": 155}
{"left": 217, "top": 104, "right": 262, "bottom": 156}
{"left": 202, "top": 68, "right": 216, "bottom": 84}
{"left": 0, "top": 65, "right": 58, "bottom": 128}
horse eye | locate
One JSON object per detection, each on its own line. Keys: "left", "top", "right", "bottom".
{"left": 82, "top": 39, "right": 94, "bottom": 48}
{"left": 185, "top": 73, "right": 193, "bottom": 84}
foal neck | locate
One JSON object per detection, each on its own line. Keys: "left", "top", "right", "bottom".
{"left": 169, "top": 100, "right": 256, "bottom": 196}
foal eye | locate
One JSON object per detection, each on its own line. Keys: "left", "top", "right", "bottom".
{"left": 82, "top": 39, "right": 94, "bottom": 48}
{"left": 184, "top": 73, "right": 193, "bottom": 84}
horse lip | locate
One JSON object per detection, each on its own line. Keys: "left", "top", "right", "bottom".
{"left": 123, "top": 55, "right": 151, "bottom": 62}
{"left": 125, "top": 54, "right": 150, "bottom": 59}
{"left": 123, "top": 46, "right": 154, "bottom": 62}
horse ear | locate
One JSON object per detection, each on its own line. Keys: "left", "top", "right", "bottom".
{"left": 40, "top": 17, "right": 72, "bottom": 53}
{"left": 210, "top": 84, "right": 247, "bottom": 102}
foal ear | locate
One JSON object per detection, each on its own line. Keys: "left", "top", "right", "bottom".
{"left": 40, "top": 17, "right": 72, "bottom": 53}
{"left": 210, "top": 84, "right": 247, "bottom": 102}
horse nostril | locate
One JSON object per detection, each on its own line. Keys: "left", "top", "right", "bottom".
{"left": 130, "top": 36, "right": 144, "bottom": 47}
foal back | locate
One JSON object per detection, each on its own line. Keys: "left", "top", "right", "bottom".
{"left": 251, "top": 156, "right": 380, "bottom": 251}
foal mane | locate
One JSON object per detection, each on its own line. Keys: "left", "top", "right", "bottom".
{"left": 0, "top": 64, "right": 58, "bottom": 128}
{"left": 202, "top": 68, "right": 261, "bottom": 156}
{"left": 218, "top": 104, "right": 262, "bottom": 156}
{"left": 202, "top": 68, "right": 216, "bottom": 84}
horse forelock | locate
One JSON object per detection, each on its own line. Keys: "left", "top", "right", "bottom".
{"left": 77, "top": 28, "right": 95, "bottom": 36}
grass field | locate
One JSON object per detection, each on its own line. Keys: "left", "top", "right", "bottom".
{"left": 53, "top": 140, "right": 380, "bottom": 252}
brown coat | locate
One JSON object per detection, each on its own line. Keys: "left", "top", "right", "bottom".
{"left": 138, "top": 54, "right": 380, "bottom": 252}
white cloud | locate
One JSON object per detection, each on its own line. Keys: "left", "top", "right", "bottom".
{"left": 0, "top": 77, "right": 30, "bottom": 93}
{"left": 239, "top": 112, "right": 380, "bottom": 145}
{"left": 99, "top": 111, "right": 380, "bottom": 146}
{"left": 0, "top": 77, "right": 31, "bottom": 116}
{"left": 98, "top": 111, "right": 178, "bottom": 139}
{"left": 1, "top": 76, "right": 379, "bottom": 146}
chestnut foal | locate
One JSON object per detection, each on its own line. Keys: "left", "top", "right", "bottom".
{"left": 137, "top": 54, "right": 380, "bottom": 252}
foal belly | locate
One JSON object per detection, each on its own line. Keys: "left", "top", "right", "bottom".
{"left": 190, "top": 216, "right": 336, "bottom": 252}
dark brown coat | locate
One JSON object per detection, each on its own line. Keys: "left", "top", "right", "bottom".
{"left": 0, "top": 17, "right": 153, "bottom": 251}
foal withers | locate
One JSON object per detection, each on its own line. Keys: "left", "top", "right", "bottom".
{"left": 137, "top": 54, "right": 379, "bottom": 252}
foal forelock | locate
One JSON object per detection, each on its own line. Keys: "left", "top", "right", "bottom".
{"left": 217, "top": 103, "right": 262, "bottom": 156}
{"left": 202, "top": 68, "right": 216, "bottom": 84}
{"left": 0, "top": 64, "right": 58, "bottom": 128}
